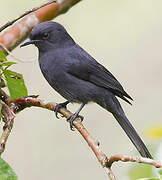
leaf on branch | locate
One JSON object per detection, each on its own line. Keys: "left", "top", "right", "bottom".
{"left": 3, "top": 69, "right": 28, "bottom": 99}
{"left": 0, "top": 62, "right": 16, "bottom": 69}
{"left": 0, "top": 157, "right": 17, "bottom": 180}
{"left": 0, "top": 51, "right": 7, "bottom": 62}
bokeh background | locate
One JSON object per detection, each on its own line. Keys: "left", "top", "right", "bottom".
{"left": 1, "top": 0, "right": 162, "bottom": 179}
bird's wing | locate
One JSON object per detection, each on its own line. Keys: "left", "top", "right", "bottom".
{"left": 67, "top": 48, "right": 132, "bottom": 104}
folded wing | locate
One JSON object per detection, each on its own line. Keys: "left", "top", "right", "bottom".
{"left": 67, "top": 48, "right": 133, "bottom": 104}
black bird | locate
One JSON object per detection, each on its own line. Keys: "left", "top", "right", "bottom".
{"left": 21, "top": 21, "right": 152, "bottom": 158}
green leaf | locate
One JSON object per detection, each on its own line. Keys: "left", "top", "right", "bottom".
{"left": 0, "top": 51, "right": 7, "bottom": 62}
{"left": 0, "top": 157, "right": 17, "bottom": 180}
{"left": 0, "top": 62, "right": 16, "bottom": 68}
{"left": 3, "top": 69, "right": 28, "bottom": 99}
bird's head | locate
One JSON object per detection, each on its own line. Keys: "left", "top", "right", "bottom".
{"left": 21, "top": 21, "right": 75, "bottom": 52}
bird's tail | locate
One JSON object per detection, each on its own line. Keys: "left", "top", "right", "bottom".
{"left": 113, "top": 112, "right": 152, "bottom": 159}
{"left": 96, "top": 91, "right": 152, "bottom": 158}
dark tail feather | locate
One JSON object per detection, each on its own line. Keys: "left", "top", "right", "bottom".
{"left": 116, "top": 93, "right": 132, "bottom": 105}
{"left": 115, "top": 90, "right": 133, "bottom": 105}
{"left": 113, "top": 113, "right": 153, "bottom": 159}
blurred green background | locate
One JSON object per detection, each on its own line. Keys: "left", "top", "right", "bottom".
{"left": 1, "top": 0, "right": 162, "bottom": 179}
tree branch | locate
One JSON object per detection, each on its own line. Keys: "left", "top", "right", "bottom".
{"left": 107, "top": 154, "right": 162, "bottom": 168}
{"left": 0, "top": 101, "right": 15, "bottom": 155}
{"left": 0, "top": 0, "right": 82, "bottom": 53}
{"left": 0, "top": 96, "right": 159, "bottom": 180}
{"left": 0, "top": 1, "right": 57, "bottom": 33}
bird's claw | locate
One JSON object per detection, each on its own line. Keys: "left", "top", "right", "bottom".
{"left": 54, "top": 102, "right": 69, "bottom": 119}
{"left": 67, "top": 114, "right": 84, "bottom": 131}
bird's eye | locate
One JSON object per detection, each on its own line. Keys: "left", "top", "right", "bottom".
{"left": 43, "top": 32, "right": 49, "bottom": 39}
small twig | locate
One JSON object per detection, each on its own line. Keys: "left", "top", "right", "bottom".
{"left": 0, "top": 89, "right": 10, "bottom": 104}
{"left": 0, "top": 0, "right": 56, "bottom": 32}
{"left": 107, "top": 154, "right": 162, "bottom": 168}
{"left": 0, "top": 101, "right": 15, "bottom": 155}
{"left": 0, "top": 43, "right": 34, "bottom": 62}
{"left": 107, "top": 168, "right": 117, "bottom": 180}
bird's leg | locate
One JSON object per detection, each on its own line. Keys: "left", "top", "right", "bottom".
{"left": 67, "top": 103, "right": 85, "bottom": 131}
{"left": 54, "top": 101, "right": 69, "bottom": 118}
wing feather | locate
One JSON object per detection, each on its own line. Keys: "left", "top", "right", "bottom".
{"left": 67, "top": 45, "right": 133, "bottom": 104}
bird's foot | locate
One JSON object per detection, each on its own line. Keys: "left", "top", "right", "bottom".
{"left": 54, "top": 101, "right": 69, "bottom": 119}
{"left": 67, "top": 113, "right": 84, "bottom": 131}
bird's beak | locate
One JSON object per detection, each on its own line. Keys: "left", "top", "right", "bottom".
{"left": 20, "top": 39, "right": 40, "bottom": 47}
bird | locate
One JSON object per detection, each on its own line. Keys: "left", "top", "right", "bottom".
{"left": 21, "top": 21, "right": 152, "bottom": 159}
